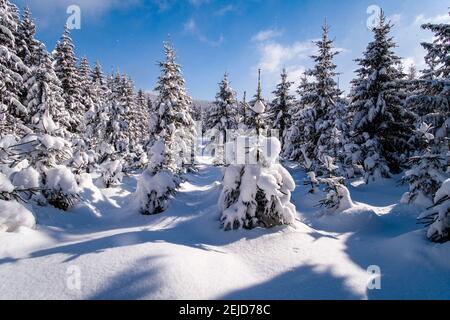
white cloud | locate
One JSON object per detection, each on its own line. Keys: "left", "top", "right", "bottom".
{"left": 257, "top": 41, "right": 315, "bottom": 73}
{"left": 14, "top": 0, "right": 141, "bottom": 29}
{"left": 183, "top": 18, "right": 224, "bottom": 47}
{"left": 414, "top": 13, "right": 450, "bottom": 25}
{"left": 252, "top": 28, "right": 283, "bottom": 42}
{"left": 184, "top": 18, "right": 197, "bottom": 33}
{"left": 188, "top": 0, "right": 210, "bottom": 6}
{"left": 388, "top": 13, "right": 402, "bottom": 25}
{"left": 16, "top": 0, "right": 141, "bottom": 16}
{"left": 252, "top": 38, "right": 317, "bottom": 96}
{"left": 215, "top": 4, "right": 236, "bottom": 16}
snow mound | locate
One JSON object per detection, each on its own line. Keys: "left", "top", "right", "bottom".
{"left": 45, "top": 166, "right": 79, "bottom": 193}
{"left": 12, "top": 167, "right": 40, "bottom": 189}
{"left": 0, "top": 173, "right": 14, "bottom": 193}
{"left": 315, "top": 205, "right": 381, "bottom": 232}
{"left": 0, "top": 200, "right": 35, "bottom": 232}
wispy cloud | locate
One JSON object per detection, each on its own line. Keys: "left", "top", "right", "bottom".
{"left": 251, "top": 28, "right": 283, "bottom": 42}
{"left": 183, "top": 18, "right": 224, "bottom": 47}
{"left": 15, "top": 0, "right": 141, "bottom": 16}
{"left": 188, "top": 0, "right": 210, "bottom": 6}
{"left": 414, "top": 13, "right": 450, "bottom": 25}
{"left": 215, "top": 4, "right": 236, "bottom": 16}
{"left": 14, "top": 0, "right": 141, "bottom": 29}
{"left": 184, "top": 18, "right": 197, "bottom": 33}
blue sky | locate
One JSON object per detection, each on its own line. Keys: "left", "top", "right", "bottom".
{"left": 13, "top": 0, "right": 450, "bottom": 100}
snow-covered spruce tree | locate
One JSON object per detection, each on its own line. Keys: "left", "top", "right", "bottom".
{"left": 114, "top": 75, "right": 134, "bottom": 166}
{"left": 151, "top": 41, "right": 197, "bottom": 172}
{"left": 267, "top": 68, "right": 296, "bottom": 155}
{"left": 219, "top": 135, "right": 296, "bottom": 230}
{"left": 204, "top": 72, "right": 238, "bottom": 165}
{"left": 20, "top": 49, "right": 80, "bottom": 210}
{"left": 78, "top": 57, "right": 95, "bottom": 123}
{"left": 136, "top": 89, "right": 151, "bottom": 145}
{"left": 66, "top": 56, "right": 97, "bottom": 173}
{"left": 418, "top": 178, "right": 450, "bottom": 243}
{"left": 23, "top": 50, "right": 68, "bottom": 135}
{"left": 402, "top": 14, "right": 450, "bottom": 206}
{"left": 284, "top": 73, "right": 311, "bottom": 162}
{"left": 16, "top": 7, "right": 41, "bottom": 69}
{"left": 53, "top": 26, "right": 84, "bottom": 135}
{"left": 348, "top": 11, "right": 415, "bottom": 183}
{"left": 317, "top": 155, "right": 354, "bottom": 212}
{"left": 237, "top": 91, "right": 250, "bottom": 129}
{"left": 135, "top": 42, "right": 196, "bottom": 215}
{"left": 0, "top": 0, "right": 28, "bottom": 137}
{"left": 247, "top": 69, "right": 267, "bottom": 132}
{"left": 401, "top": 123, "right": 447, "bottom": 206}
{"left": 95, "top": 72, "right": 129, "bottom": 187}
{"left": 86, "top": 61, "right": 109, "bottom": 151}
{"left": 296, "top": 22, "right": 345, "bottom": 175}
{"left": 135, "top": 140, "right": 176, "bottom": 215}
{"left": 132, "top": 89, "right": 151, "bottom": 168}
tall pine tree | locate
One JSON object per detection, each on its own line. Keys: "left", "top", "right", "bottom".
{"left": 268, "top": 68, "right": 296, "bottom": 155}
{"left": 53, "top": 26, "right": 83, "bottom": 135}
{"left": 348, "top": 11, "right": 414, "bottom": 183}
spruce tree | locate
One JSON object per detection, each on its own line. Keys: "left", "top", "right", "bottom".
{"left": 268, "top": 68, "right": 296, "bottom": 154}
{"left": 23, "top": 51, "right": 68, "bottom": 136}
{"left": 53, "top": 26, "right": 84, "bottom": 135}
{"left": 16, "top": 7, "right": 41, "bottom": 68}
{"left": 247, "top": 69, "right": 267, "bottom": 132}
{"left": 348, "top": 11, "right": 414, "bottom": 183}
{"left": 403, "top": 11, "right": 449, "bottom": 205}
{"left": 284, "top": 74, "right": 311, "bottom": 163}
{"left": 298, "top": 22, "right": 344, "bottom": 175}
{"left": 204, "top": 72, "right": 238, "bottom": 164}
{"left": 152, "top": 41, "right": 197, "bottom": 172}
{"left": 135, "top": 41, "right": 196, "bottom": 215}
{"left": 0, "top": 0, "right": 28, "bottom": 137}
{"left": 205, "top": 72, "right": 238, "bottom": 136}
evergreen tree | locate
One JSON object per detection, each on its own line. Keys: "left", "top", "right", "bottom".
{"left": 238, "top": 91, "right": 250, "bottom": 128}
{"left": 23, "top": 50, "right": 68, "bottom": 136}
{"left": 205, "top": 72, "right": 238, "bottom": 135}
{"left": 136, "top": 89, "right": 151, "bottom": 146}
{"left": 0, "top": 0, "right": 28, "bottom": 137}
{"left": 78, "top": 57, "right": 94, "bottom": 117}
{"left": 246, "top": 69, "right": 267, "bottom": 132}
{"left": 418, "top": 178, "right": 450, "bottom": 243}
{"left": 152, "top": 41, "right": 197, "bottom": 172}
{"left": 403, "top": 12, "right": 449, "bottom": 205}
{"left": 204, "top": 72, "right": 238, "bottom": 164}
{"left": 268, "top": 68, "right": 296, "bottom": 154}
{"left": 87, "top": 61, "right": 109, "bottom": 150}
{"left": 348, "top": 11, "right": 414, "bottom": 183}
{"left": 53, "top": 26, "right": 83, "bottom": 134}
{"left": 295, "top": 22, "right": 344, "bottom": 175}
{"left": 284, "top": 73, "right": 311, "bottom": 163}
{"left": 219, "top": 136, "right": 296, "bottom": 230}
{"left": 135, "top": 41, "right": 196, "bottom": 215}
{"left": 16, "top": 7, "right": 41, "bottom": 68}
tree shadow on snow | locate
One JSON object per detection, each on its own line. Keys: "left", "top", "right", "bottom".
{"left": 88, "top": 256, "right": 164, "bottom": 300}
{"left": 220, "top": 263, "right": 364, "bottom": 299}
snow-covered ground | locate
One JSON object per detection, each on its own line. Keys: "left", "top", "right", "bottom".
{"left": 0, "top": 158, "right": 449, "bottom": 300}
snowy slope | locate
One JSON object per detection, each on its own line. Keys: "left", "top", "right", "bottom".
{"left": 0, "top": 160, "right": 450, "bottom": 299}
